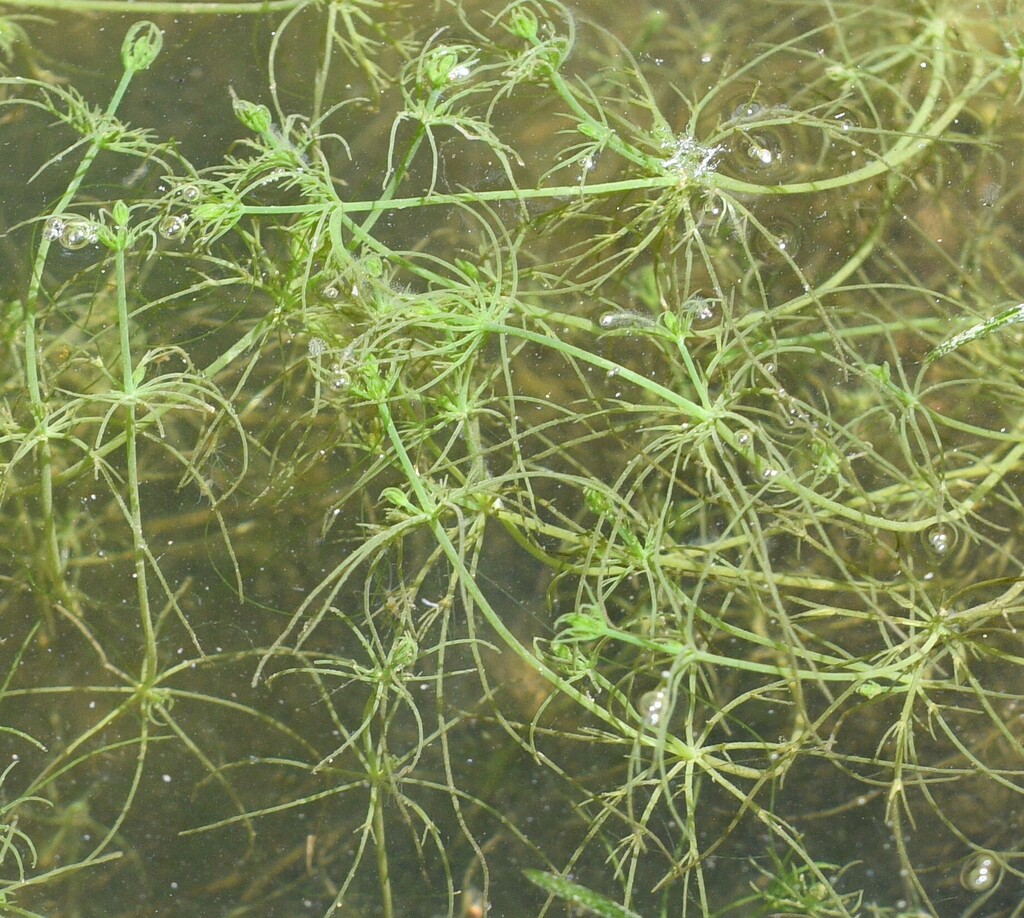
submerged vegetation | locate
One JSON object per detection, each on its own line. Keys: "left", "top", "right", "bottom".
{"left": 1, "top": 0, "right": 1024, "bottom": 914}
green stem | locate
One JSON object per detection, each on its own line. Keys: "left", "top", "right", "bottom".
{"left": 361, "top": 715, "right": 394, "bottom": 918}
{"left": 310, "top": 0, "right": 337, "bottom": 131}
{"left": 114, "top": 243, "right": 157, "bottom": 683}
{"left": 354, "top": 99, "right": 437, "bottom": 241}
{"left": 591, "top": 617, "right": 934, "bottom": 687}
{"left": 371, "top": 783, "right": 394, "bottom": 918}
{"left": 23, "top": 47, "right": 142, "bottom": 605}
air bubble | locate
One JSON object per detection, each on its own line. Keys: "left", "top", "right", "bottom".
{"left": 959, "top": 851, "right": 1001, "bottom": 893}
{"left": 692, "top": 300, "right": 715, "bottom": 322}
{"left": 329, "top": 363, "right": 351, "bottom": 390}
{"left": 599, "top": 311, "right": 656, "bottom": 330}
{"left": 747, "top": 139, "right": 776, "bottom": 166}
{"left": 731, "top": 101, "right": 765, "bottom": 121}
{"left": 321, "top": 282, "right": 343, "bottom": 302}
{"left": 688, "top": 296, "right": 719, "bottom": 331}
{"left": 751, "top": 215, "right": 804, "bottom": 262}
{"left": 178, "top": 184, "right": 201, "bottom": 203}
{"left": 834, "top": 111, "right": 858, "bottom": 133}
{"left": 60, "top": 220, "right": 96, "bottom": 251}
{"left": 159, "top": 215, "right": 187, "bottom": 240}
{"left": 639, "top": 687, "right": 667, "bottom": 727}
{"left": 637, "top": 672, "right": 672, "bottom": 727}
{"left": 722, "top": 129, "right": 788, "bottom": 180}
{"left": 717, "top": 96, "right": 811, "bottom": 183}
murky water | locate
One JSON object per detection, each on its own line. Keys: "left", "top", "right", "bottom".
{"left": 2, "top": 1, "right": 1024, "bottom": 916}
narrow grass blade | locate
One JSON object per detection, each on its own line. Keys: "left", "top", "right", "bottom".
{"left": 926, "top": 302, "right": 1024, "bottom": 364}
{"left": 523, "top": 870, "right": 641, "bottom": 918}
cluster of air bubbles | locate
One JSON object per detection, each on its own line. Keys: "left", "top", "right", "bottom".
{"left": 64, "top": 223, "right": 97, "bottom": 250}
{"left": 328, "top": 345, "right": 355, "bottom": 390}
{"left": 959, "top": 851, "right": 1002, "bottom": 893}
{"left": 159, "top": 214, "right": 187, "bottom": 241}
{"left": 638, "top": 671, "right": 671, "bottom": 728}
{"left": 775, "top": 387, "right": 813, "bottom": 433}
{"left": 980, "top": 181, "right": 1002, "bottom": 207}
{"left": 660, "top": 134, "right": 721, "bottom": 182}
{"left": 922, "top": 523, "right": 957, "bottom": 560}
{"left": 447, "top": 59, "right": 473, "bottom": 83}
{"left": 732, "top": 425, "right": 791, "bottom": 497}
{"left": 753, "top": 451, "right": 798, "bottom": 502}
{"left": 44, "top": 217, "right": 99, "bottom": 251}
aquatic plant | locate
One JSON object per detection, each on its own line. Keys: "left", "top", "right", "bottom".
{"left": 1, "top": 0, "right": 1023, "bottom": 915}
